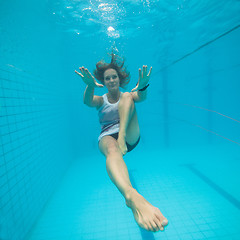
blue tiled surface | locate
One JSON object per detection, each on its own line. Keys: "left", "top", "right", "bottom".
{"left": 0, "top": 66, "right": 74, "bottom": 240}
{"left": 27, "top": 144, "right": 240, "bottom": 240}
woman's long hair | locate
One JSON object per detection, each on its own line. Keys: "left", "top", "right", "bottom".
{"left": 94, "top": 53, "right": 130, "bottom": 88}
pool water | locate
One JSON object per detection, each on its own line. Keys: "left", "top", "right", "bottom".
{"left": 0, "top": 1, "right": 240, "bottom": 240}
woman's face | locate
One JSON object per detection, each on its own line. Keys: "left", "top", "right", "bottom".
{"left": 103, "top": 68, "right": 120, "bottom": 91}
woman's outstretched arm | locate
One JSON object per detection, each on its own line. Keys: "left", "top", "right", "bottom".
{"left": 131, "top": 65, "right": 152, "bottom": 103}
{"left": 83, "top": 85, "right": 103, "bottom": 108}
{"left": 75, "top": 66, "right": 103, "bottom": 108}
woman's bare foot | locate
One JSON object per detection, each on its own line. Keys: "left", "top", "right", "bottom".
{"left": 117, "top": 135, "right": 128, "bottom": 155}
{"left": 125, "top": 188, "right": 168, "bottom": 232}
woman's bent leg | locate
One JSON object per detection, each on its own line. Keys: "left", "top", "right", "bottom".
{"left": 118, "top": 92, "right": 140, "bottom": 155}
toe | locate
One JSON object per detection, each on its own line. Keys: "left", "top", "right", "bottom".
{"left": 150, "top": 221, "right": 158, "bottom": 232}
{"left": 143, "top": 222, "right": 152, "bottom": 231}
{"left": 162, "top": 218, "right": 168, "bottom": 227}
{"left": 144, "top": 219, "right": 154, "bottom": 232}
{"left": 154, "top": 208, "right": 168, "bottom": 228}
{"left": 153, "top": 217, "right": 162, "bottom": 231}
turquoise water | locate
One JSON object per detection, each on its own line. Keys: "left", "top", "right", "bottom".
{"left": 0, "top": 1, "right": 240, "bottom": 239}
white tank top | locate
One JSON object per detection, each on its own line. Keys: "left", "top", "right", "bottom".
{"left": 98, "top": 92, "right": 122, "bottom": 141}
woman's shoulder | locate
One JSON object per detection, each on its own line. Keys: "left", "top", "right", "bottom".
{"left": 92, "top": 95, "right": 104, "bottom": 110}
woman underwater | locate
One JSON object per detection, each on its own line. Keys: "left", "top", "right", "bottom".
{"left": 75, "top": 53, "right": 168, "bottom": 232}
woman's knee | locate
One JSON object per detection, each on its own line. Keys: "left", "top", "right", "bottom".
{"left": 99, "top": 137, "right": 121, "bottom": 156}
{"left": 107, "top": 142, "right": 121, "bottom": 156}
{"left": 119, "top": 92, "right": 135, "bottom": 109}
{"left": 121, "top": 92, "right": 134, "bottom": 102}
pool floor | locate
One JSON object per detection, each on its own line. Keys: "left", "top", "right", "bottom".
{"left": 27, "top": 144, "right": 240, "bottom": 240}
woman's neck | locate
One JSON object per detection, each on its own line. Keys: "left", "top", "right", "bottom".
{"left": 107, "top": 90, "right": 120, "bottom": 103}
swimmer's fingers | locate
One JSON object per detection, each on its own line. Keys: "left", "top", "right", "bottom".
{"left": 131, "top": 66, "right": 151, "bottom": 92}
{"left": 75, "top": 67, "right": 93, "bottom": 84}
{"left": 79, "top": 66, "right": 87, "bottom": 76}
{"left": 139, "top": 65, "right": 152, "bottom": 87}
{"left": 142, "top": 65, "right": 147, "bottom": 76}
{"left": 85, "top": 69, "right": 104, "bottom": 87}
{"left": 131, "top": 68, "right": 141, "bottom": 92}
{"left": 84, "top": 68, "right": 92, "bottom": 78}
{"left": 75, "top": 67, "right": 104, "bottom": 88}
{"left": 85, "top": 69, "right": 96, "bottom": 81}
{"left": 147, "top": 66, "right": 152, "bottom": 77}
{"left": 131, "top": 85, "right": 138, "bottom": 92}
{"left": 142, "top": 65, "right": 152, "bottom": 79}
{"left": 75, "top": 68, "right": 89, "bottom": 85}
{"left": 95, "top": 82, "right": 104, "bottom": 88}
{"left": 75, "top": 70, "right": 84, "bottom": 78}
{"left": 75, "top": 66, "right": 87, "bottom": 78}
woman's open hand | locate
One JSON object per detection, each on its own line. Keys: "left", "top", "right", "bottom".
{"left": 75, "top": 67, "right": 104, "bottom": 88}
{"left": 131, "top": 65, "right": 152, "bottom": 92}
